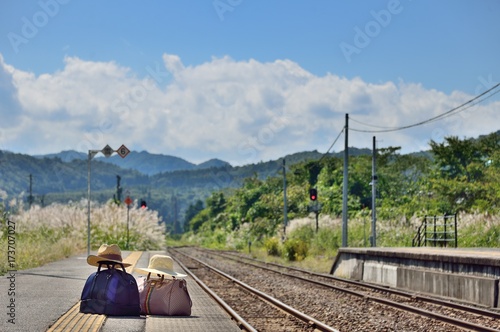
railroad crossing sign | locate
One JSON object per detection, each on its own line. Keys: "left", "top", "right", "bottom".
{"left": 117, "top": 144, "right": 130, "bottom": 158}
{"left": 101, "top": 144, "right": 114, "bottom": 158}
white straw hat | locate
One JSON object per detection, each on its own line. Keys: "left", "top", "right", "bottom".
{"left": 135, "top": 254, "right": 186, "bottom": 278}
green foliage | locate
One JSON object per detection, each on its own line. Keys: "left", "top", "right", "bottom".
{"left": 4, "top": 132, "right": 500, "bottom": 256}
{"left": 310, "top": 228, "right": 340, "bottom": 255}
{"left": 288, "top": 225, "right": 315, "bottom": 242}
{"left": 427, "top": 133, "right": 500, "bottom": 213}
{"left": 189, "top": 209, "right": 210, "bottom": 233}
{"left": 184, "top": 200, "right": 204, "bottom": 231}
{"left": 282, "top": 238, "right": 309, "bottom": 261}
{"left": 264, "top": 237, "right": 281, "bottom": 256}
{"left": 249, "top": 217, "right": 280, "bottom": 238}
{"left": 180, "top": 132, "right": 500, "bottom": 255}
{"left": 206, "top": 192, "right": 227, "bottom": 217}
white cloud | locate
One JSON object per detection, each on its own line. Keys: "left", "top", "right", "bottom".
{"left": 1, "top": 53, "right": 498, "bottom": 165}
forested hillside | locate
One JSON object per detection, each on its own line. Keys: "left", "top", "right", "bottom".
{"left": 183, "top": 133, "right": 500, "bottom": 245}
{"left": 2, "top": 132, "right": 498, "bottom": 236}
{"left": 0, "top": 149, "right": 342, "bottom": 231}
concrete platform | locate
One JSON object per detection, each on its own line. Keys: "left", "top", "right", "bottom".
{"left": 0, "top": 250, "right": 244, "bottom": 332}
{"left": 330, "top": 247, "right": 500, "bottom": 307}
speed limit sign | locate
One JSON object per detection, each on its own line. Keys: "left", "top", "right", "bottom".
{"left": 117, "top": 144, "right": 130, "bottom": 158}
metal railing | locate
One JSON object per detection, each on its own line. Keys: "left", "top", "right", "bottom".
{"left": 412, "top": 214, "right": 457, "bottom": 248}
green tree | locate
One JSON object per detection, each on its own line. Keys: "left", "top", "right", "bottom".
{"left": 428, "top": 134, "right": 500, "bottom": 213}
{"left": 184, "top": 199, "right": 204, "bottom": 231}
{"left": 206, "top": 192, "right": 227, "bottom": 217}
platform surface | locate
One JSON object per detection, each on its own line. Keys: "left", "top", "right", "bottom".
{"left": 0, "top": 249, "right": 242, "bottom": 332}
{"left": 338, "top": 246, "right": 500, "bottom": 266}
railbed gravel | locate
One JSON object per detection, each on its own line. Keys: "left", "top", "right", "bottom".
{"left": 173, "top": 247, "right": 492, "bottom": 332}
{"left": 191, "top": 264, "right": 316, "bottom": 331}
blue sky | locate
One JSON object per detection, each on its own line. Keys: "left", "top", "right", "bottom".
{"left": 0, "top": 0, "right": 499, "bottom": 165}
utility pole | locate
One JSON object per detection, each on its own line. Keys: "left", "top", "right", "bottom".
{"left": 125, "top": 192, "right": 132, "bottom": 250}
{"left": 28, "top": 174, "right": 34, "bottom": 208}
{"left": 342, "top": 114, "right": 349, "bottom": 247}
{"left": 174, "top": 195, "right": 178, "bottom": 233}
{"left": 315, "top": 203, "right": 319, "bottom": 233}
{"left": 87, "top": 149, "right": 100, "bottom": 256}
{"left": 87, "top": 144, "right": 130, "bottom": 256}
{"left": 116, "top": 175, "right": 122, "bottom": 202}
{"left": 371, "top": 136, "right": 377, "bottom": 247}
{"left": 283, "top": 159, "right": 288, "bottom": 236}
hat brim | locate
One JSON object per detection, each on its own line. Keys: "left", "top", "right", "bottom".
{"left": 87, "top": 255, "right": 131, "bottom": 267}
{"left": 135, "top": 267, "right": 187, "bottom": 278}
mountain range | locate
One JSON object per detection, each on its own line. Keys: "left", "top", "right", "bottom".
{"left": 35, "top": 150, "right": 231, "bottom": 176}
{"left": 2, "top": 130, "right": 498, "bottom": 232}
{"left": 0, "top": 148, "right": 348, "bottom": 223}
{"left": 0, "top": 145, "right": 424, "bottom": 230}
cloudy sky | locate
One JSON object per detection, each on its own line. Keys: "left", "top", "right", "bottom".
{"left": 0, "top": 0, "right": 499, "bottom": 166}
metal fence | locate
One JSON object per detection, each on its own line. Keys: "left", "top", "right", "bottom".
{"left": 412, "top": 214, "right": 458, "bottom": 248}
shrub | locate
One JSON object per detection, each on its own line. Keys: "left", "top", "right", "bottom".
{"left": 310, "top": 228, "right": 340, "bottom": 256}
{"left": 264, "top": 237, "right": 281, "bottom": 256}
{"left": 288, "top": 225, "right": 315, "bottom": 243}
{"left": 225, "top": 222, "right": 252, "bottom": 251}
{"left": 282, "top": 238, "right": 308, "bottom": 261}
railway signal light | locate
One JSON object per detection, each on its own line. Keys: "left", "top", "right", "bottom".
{"left": 309, "top": 188, "right": 317, "bottom": 201}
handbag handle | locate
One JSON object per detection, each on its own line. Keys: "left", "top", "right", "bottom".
{"left": 146, "top": 272, "right": 165, "bottom": 282}
{"left": 97, "top": 261, "right": 126, "bottom": 272}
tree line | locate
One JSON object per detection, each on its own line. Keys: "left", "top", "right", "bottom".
{"left": 184, "top": 133, "right": 500, "bottom": 238}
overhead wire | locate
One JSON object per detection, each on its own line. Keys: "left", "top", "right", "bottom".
{"left": 281, "top": 82, "right": 499, "bottom": 171}
{"left": 350, "top": 82, "right": 500, "bottom": 133}
{"left": 277, "top": 125, "right": 345, "bottom": 176}
{"left": 318, "top": 126, "right": 345, "bottom": 163}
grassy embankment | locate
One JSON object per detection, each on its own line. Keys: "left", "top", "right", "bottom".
{"left": 168, "top": 212, "right": 500, "bottom": 273}
{"left": 0, "top": 199, "right": 164, "bottom": 276}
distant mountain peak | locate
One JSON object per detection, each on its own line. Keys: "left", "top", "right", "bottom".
{"left": 196, "top": 158, "right": 231, "bottom": 170}
{"left": 34, "top": 150, "right": 87, "bottom": 162}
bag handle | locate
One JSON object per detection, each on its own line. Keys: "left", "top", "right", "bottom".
{"left": 97, "top": 261, "right": 126, "bottom": 272}
{"left": 146, "top": 272, "right": 165, "bottom": 282}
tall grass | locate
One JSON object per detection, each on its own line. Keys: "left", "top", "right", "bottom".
{"left": 0, "top": 199, "right": 165, "bottom": 275}
{"left": 179, "top": 211, "right": 500, "bottom": 273}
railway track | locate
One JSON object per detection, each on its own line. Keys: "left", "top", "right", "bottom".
{"left": 171, "top": 248, "right": 340, "bottom": 332}
{"left": 212, "top": 248, "right": 500, "bottom": 325}
{"left": 170, "top": 246, "right": 500, "bottom": 332}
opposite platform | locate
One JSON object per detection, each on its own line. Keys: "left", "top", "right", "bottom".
{"left": 331, "top": 247, "right": 500, "bottom": 307}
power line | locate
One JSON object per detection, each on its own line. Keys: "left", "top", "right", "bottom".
{"left": 276, "top": 125, "right": 345, "bottom": 176}
{"left": 350, "top": 83, "right": 500, "bottom": 133}
{"left": 318, "top": 126, "right": 345, "bottom": 163}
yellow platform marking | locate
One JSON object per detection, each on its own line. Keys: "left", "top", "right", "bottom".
{"left": 46, "top": 251, "right": 143, "bottom": 332}
{"left": 123, "top": 251, "right": 143, "bottom": 273}
{"left": 47, "top": 303, "right": 105, "bottom": 332}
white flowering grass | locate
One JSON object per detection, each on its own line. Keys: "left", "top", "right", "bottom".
{"left": 0, "top": 199, "right": 165, "bottom": 275}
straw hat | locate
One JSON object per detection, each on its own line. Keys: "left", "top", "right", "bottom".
{"left": 135, "top": 255, "right": 186, "bottom": 278}
{"left": 87, "top": 244, "right": 131, "bottom": 267}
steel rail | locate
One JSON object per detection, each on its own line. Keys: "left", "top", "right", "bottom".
{"left": 170, "top": 248, "right": 340, "bottom": 332}
{"left": 215, "top": 248, "right": 500, "bottom": 320}
{"left": 169, "top": 252, "right": 257, "bottom": 332}
{"left": 193, "top": 247, "right": 500, "bottom": 332}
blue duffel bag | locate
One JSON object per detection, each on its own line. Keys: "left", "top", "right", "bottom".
{"left": 80, "top": 261, "right": 140, "bottom": 316}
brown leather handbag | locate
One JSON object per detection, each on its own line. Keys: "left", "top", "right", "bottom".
{"left": 137, "top": 274, "right": 192, "bottom": 316}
